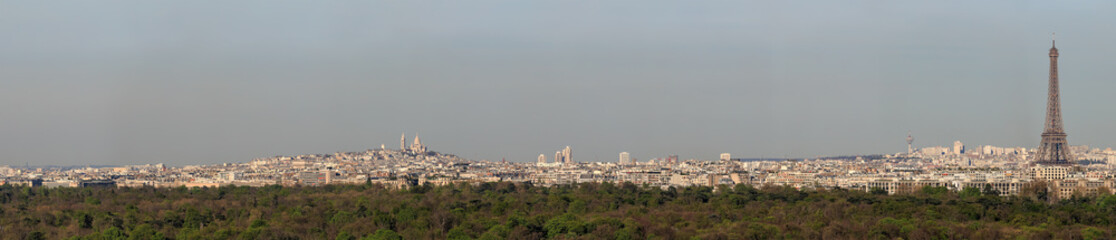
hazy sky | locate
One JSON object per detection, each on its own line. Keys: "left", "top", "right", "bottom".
{"left": 3, "top": 1, "right": 1116, "bottom": 166}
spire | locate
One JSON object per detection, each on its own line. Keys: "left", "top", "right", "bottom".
{"left": 1049, "top": 32, "right": 1059, "bottom": 57}
{"left": 906, "top": 131, "right": 914, "bottom": 154}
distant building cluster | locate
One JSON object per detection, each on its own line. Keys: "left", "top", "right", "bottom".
{"left": 543, "top": 146, "right": 573, "bottom": 166}
{"left": 4, "top": 138, "right": 1116, "bottom": 201}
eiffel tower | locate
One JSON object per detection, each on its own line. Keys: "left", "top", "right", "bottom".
{"left": 1033, "top": 35, "right": 1074, "bottom": 166}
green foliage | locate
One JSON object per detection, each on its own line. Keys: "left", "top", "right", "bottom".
{"left": 127, "top": 224, "right": 165, "bottom": 240}
{"left": 479, "top": 224, "right": 510, "bottom": 240}
{"left": 921, "top": 186, "right": 949, "bottom": 197}
{"left": 25, "top": 231, "right": 46, "bottom": 240}
{"left": 567, "top": 200, "right": 587, "bottom": 214}
{"left": 361, "top": 229, "right": 402, "bottom": 240}
{"left": 446, "top": 226, "right": 471, "bottom": 240}
{"left": 330, "top": 211, "right": 356, "bottom": 225}
{"left": 336, "top": 231, "right": 356, "bottom": 240}
{"left": 249, "top": 219, "right": 267, "bottom": 229}
{"left": 84, "top": 197, "right": 101, "bottom": 205}
{"left": 3, "top": 182, "right": 1116, "bottom": 239}
{"left": 543, "top": 213, "right": 586, "bottom": 238}
{"left": 872, "top": 217, "right": 916, "bottom": 238}
{"left": 1098, "top": 194, "right": 1116, "bottom": 211}
{"left": 960, "top": 187, "right": 982, "bottom": 199}
{"left": 1083, "top": 226, "right": 1106, "bottom": 240}
{"left": 97, "top": 227, "right": 127, "bottom": 240}
{"left": 869, "top": 187, "right": 888, "bottom": 195}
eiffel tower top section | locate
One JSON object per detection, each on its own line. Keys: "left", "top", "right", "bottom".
{"left": 1043, "top": 37, "right": 1063, "bottom": 135}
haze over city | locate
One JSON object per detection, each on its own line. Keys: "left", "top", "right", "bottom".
{"left": 3, "top": 1, "right": 1116, "bottom": 166}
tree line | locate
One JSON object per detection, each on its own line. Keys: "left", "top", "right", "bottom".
{"left": 2, "top": 181, "right": 1116, "bottom": 239}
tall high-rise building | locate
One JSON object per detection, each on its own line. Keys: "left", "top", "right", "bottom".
{"left": 953, "top": 141, "right": 964, "bottom": 155}
{"left": 400, "top": 133, "right": 406, "bottom": 151}
{"left": 955, "top": 139, "right": 964, "bottom": 155}
{"left": 555, "top": 151, "right": 563, "bottom": 165}
{"left": 538, "top": 154, "right": 546, "bottom": 164}
{"left": 1035, "top": 36, "right": 1075, "bottom": 165}
{"left": 619, "top": 152, "right": 630, "bottom": 165}
{"left": 562, "top": 146, "right": 572, "bottom": 164}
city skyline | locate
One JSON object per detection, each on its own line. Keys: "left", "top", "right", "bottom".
{"left": 2, "top": 37, "right": 1114, "bottom": 203}
{"left": 4, "top": 1, "right": 1116, "bottom": 166}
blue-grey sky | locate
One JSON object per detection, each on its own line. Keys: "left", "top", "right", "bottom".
{"left": 3, "top": 1, "right": 1116, "bottom": 166}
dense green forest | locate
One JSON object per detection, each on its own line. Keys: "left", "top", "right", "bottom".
{"left": 2, "top": 182, "right": 1116, "bottom": 239}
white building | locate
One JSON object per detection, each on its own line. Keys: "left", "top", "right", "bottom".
{"left": 553, "top": 146, "right": 572, "bottom": 164}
